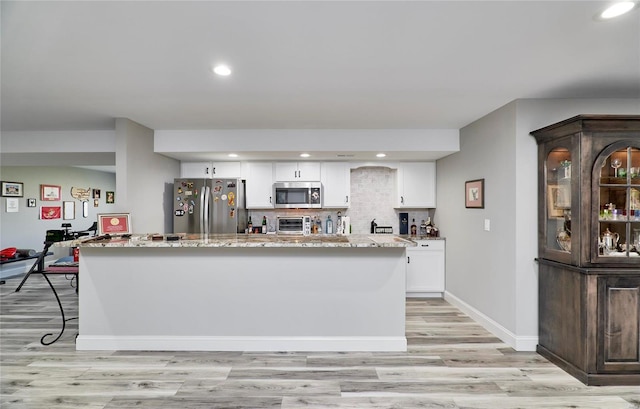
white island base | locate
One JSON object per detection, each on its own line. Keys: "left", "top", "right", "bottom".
{"left": 77, "top": 246, "right": 407, "bottom": 352}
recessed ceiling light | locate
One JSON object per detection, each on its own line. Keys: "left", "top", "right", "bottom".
{"left": 212, "top": 64, "right": 232, "bottom": 76}
{"left": 600, "top": 1, "right": 636, "bottom": 19}
{"left": 228, "top": 153, "right": 238, "bottom": 158}
{"left": 376, "top": 153, "right": 387, "bottom": 158}
{"left": 300, "top": 153, "right": 311, "bottom": 158}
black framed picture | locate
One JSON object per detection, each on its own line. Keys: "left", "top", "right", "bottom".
{"left": 1, "top": 181, "right": 23, "bottom": 197}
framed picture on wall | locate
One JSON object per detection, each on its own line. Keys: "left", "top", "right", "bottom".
{"left": 1, "top": 181, "right": 23, "bottom": 197}
{"left": 40, "top": 206, "right": 61, "bottom": 219}
{"left": 465, "top": 179, "right": 485, "bottom": 209}
{"left": 41, "top": 184, "right": 61, "bottom": 201}
{"left": 63, "top": 201, "right": 75, "bottom": 220}
{"left": 27, "top": 198, "right": 36, "bottom": 207}
{"left": 106, "top": 191, "right": 114, "bottom": 204}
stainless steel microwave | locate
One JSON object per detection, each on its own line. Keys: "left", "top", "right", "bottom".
{"left": 273, "top": 182, "right": 322, "bottom": 209}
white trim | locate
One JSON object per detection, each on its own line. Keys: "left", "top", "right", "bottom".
{"left": 76, "top": 336, "right": 407, "bottom": 352}
{"left": 406, "top": 292, "right": 444, "bottom": 298}
{"left": 444, "top": 291, "right": 538, "bottom": 352}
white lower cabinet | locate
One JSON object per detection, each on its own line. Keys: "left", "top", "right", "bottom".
{"left": 406, "top": 239, "right": 445, "bottom": 296}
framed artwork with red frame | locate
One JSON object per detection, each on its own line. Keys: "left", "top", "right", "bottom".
{"left": 41, "top": 184, "right": 61, "bottom": 201}
{"left": 97, "top": 213, "right": 131, "bottom": 235}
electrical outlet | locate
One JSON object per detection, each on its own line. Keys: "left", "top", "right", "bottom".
{"left": 484, "top": 219, "right": 491, "bottom": 231}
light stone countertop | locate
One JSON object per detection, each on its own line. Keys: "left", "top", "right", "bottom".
{"left": 57, "top": 233, "right": 417, "bottom": 249}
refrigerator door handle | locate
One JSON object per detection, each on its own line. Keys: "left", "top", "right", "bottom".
{"left": 203, "top": 185, "right": 211, "bottom": 234}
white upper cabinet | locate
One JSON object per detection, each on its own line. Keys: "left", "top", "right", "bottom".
{"left": 180, "top": 161, "right": 242, "bottom": 179}
{"left": 321, "top": 162, "right": 351, "bottom": 208}
{"left": 396, "top": 162, "right": 436, "bottom": 208}
{"left": 244, "top": 162, "right": 274, "bottom": 209}
{"left": 274, "top": 162, "right": 321, "bottom": 182}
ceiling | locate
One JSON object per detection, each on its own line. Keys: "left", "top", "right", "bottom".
{"left": 2, "top": 1, "right": 640, "bottom": 161}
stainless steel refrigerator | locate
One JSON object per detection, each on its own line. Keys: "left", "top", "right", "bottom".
{"left": 173, "top": 178, "right": 247, "bottom": 234}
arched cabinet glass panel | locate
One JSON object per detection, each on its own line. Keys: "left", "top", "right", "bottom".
{"left": 596, "top": 146, "right": 640, "bottom": 260}
{"left": 546, "top": 147, "right": 572, "bottom": 256}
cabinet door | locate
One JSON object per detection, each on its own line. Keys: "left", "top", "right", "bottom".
{"left": 275, "top": 162, "right": 321, "bottom": 181}
{"left": 274, "top": 163, "right": 298, "bottom": 181}
{"left": 321, "top": 162, "right": 350, "bottom": 208}
{"left": 397, "top": 162, "right": 436, "bottom": 208}
{"left": 406, "top": 240, "right": 445, "bottom": 293}
{"left": 210, "top": 162, "right": 241, "bottom": 178}
{"left": 181, "top": 162, "right": 213, "bottom": 178}
{"left": 296, "top": 162, "right": 321, "bottom": 181}
{"left": 245, "top": 162, "right": 274, "bottom": 209}
{"left": 597, "top": 275, "right": 640, "bottom": 373}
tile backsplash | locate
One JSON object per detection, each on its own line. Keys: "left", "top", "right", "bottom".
{"left": 249, "top": 166, "right": 432, "bottom": 234}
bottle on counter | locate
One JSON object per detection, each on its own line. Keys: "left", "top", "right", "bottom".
{"left": 315, "top": 216, "right": 322, "bottom": 234}
{"left": 336, "top": 211, "right": 342, "bottom": 235}
{"left": 410, "top": 219, "right": 417, "bottom": 236}
{"left": 426, "top": 217, "right": 433, "bottom": 236}
{"left": 247, "top": 216, "right": 253, "bottom": 234}
{"left": 326, "top": 215, "right": 334, "bottom": 234}
{"left": 419, "top": 220, "right": 427, "bottom": 236}
{"left": 262, "top": 216, "right": 267, "bottom": 234}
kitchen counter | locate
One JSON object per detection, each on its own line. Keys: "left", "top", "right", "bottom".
{"left": 71, "top": 233, "right": 409, "bottom": 352}
{"left": 400, "top": 235, "right": 446, "bottom": 242}
{"left": 61, "top": 233, "right": 416, "bottom": 248}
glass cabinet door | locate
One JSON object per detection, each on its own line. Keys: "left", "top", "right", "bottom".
{"left": 597, "top": 146, "right": 640, "bottom": 260}
{"left": 545, "top": 147, "right": 572, "bottom": 257}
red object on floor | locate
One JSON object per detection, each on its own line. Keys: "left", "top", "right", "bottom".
{"left": 0, "top": 247, "right": 17, "bottom": 260}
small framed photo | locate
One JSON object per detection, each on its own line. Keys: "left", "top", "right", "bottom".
{"left": 94, "top": 199, "right": 99, "bottom": 207}
{"left": 106, "top": 191, "right": 115, "bottom": 204}
{"left": 27, "top": 198, "right": 36, "bottom": 207}
{"left": 547, "top": 184, "right": 571, "bottom": 218}
{"left": 63, "top": 201, "right": 75, "bottom": 220}
{"left": 6, "top": 198, "right": 19, "bottom": 212}
{"left": 41, "top": 184, "right": 61, "bottom": 201}
{"left": 93, "top": 188, "right": 101, "bottom": 199}
{"left": 1, "top": 181, "right": 23, "bottom": 197}
{"left": 465, "top": 179, "right": 485, "bottom": 209}
{"left": 97, "top": 213, "right": 131, "bottom": 235}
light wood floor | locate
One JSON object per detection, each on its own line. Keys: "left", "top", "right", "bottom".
{"left": 1, "top": 274, "right": 639, "bottom": 408}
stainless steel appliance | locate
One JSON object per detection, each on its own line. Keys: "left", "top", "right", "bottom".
{"left": 173, "top": 178, "right": 247, "bottom": 234}
{"left": 276, "top": 216, "right": 312, "bottom": 235}
{"left": 273, "top": 182, "right": 322, "bottom": 209}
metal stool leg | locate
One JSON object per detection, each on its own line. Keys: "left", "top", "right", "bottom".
{"left": 40, "top": 273, "right": 78, "bottom": 346}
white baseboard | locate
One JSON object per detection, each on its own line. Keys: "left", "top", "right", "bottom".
{"left": 444, "top": 291, "right": 537, "bottom": 352}
{"left": 76, "top": 336, "right": 408, "bottom": 352}
{"left": 406, "top": 292, "right": 443, "bottom": 298}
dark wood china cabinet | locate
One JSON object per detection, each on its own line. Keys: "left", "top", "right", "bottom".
{"left": 532, "top": 115, "right": 640, "bottom": 386}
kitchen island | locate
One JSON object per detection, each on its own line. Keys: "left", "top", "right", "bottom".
{"left": 64, "top": 234, "right": 414, "bottom": 352}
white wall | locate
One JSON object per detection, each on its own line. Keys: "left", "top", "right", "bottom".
{"left": 0, "top": 130, "right": 116, "bottom": 167}
{"left": 114, "top": 118, "right": 180, "bottom": 234}
{"left": 437, "top": 98, "right": 640, "bottom": 351}
{"left": 0, "top": 166, "right": 116, "bottom": 253}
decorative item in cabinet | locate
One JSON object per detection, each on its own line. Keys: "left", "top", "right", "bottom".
{"left": 532, "top": 115, "right": 640, "bottom": 386}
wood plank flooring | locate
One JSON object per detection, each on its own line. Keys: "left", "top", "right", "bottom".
{"left": 1, "top": 274, "right": 639, "bottom": 408}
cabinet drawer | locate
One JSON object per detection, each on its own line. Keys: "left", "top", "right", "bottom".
{"left": 412, "top": 240, "right": 445, "bottom": 250}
